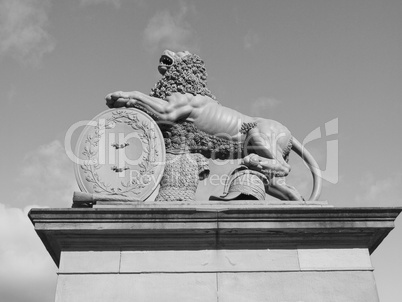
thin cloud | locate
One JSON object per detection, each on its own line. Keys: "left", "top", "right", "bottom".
{"left": 16, "top": 140, "right": 78, "bottom": 208}
{"left": 354, "top": 173, "right": 402, "bottom": 206}
{"left": 79, "top": 0, "right": 121, "bottom": 9}
{"left": 0, "top": 0, "right": 55, "bottom": 66}
{"left": 7, "top": 85, "right": 17, "bottom": 103}
{"left": 0, "top": 204, "right": 57, "bottom": 302}
{"left": 244, "top": 30, "right": 260, "bottom": 50}
{"left": 143, "top": 3, "right": 197, "bottom": 52}
{"left": 250, "top": 97, "right": 282, "bottom": 117}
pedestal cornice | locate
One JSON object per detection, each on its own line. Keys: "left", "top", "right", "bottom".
{"left": 28, "top": 206, "right": 402, "bottom": 266}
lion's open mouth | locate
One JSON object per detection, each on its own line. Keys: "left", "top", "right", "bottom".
{"left": 158, "top": 54, "right": 174, "bottom": 75}
{"left": 159, "top": 55, "right": 173, "bottom": 66}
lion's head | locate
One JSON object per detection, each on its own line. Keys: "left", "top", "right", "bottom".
{"left": 157, "top": 50, "right": 191, "bottom": 75}
{"left": 150, "top": 50, "right": 216, "bottom": 100}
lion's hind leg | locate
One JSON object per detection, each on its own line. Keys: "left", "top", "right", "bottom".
{"left": 241, "top": 155, "right": 303, "bottom": 201}
{"left": 241, "top": 124, "right": 303, "bottom": 201}
{"left": 242, "top": 124, "right": 291, "bottom": 176}
{"left": 242, "top": 154, "right": 289, "bottom": 177}
{"left": 266, "top": 176, "right": 304, "bottom": 201}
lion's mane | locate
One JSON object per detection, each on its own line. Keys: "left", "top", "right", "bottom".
{"left": 150, "top": 54, "right": 216, "bottom": 101}
{"left": 134, "top": 53, "right": 243, "bottom": 159}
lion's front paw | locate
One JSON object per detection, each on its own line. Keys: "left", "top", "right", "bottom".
{"left": 105, "top": 91, "right": 132, "bottom": 108}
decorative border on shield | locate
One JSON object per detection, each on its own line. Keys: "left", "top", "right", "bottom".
{"left": 74, "top": 108, "right": 165, "bottom": 200}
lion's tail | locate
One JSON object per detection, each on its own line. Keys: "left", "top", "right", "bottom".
{"left": 291, "top": 137, "right": 322, "bottom": 201}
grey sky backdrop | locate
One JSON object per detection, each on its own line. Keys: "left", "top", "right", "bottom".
{"left": 0, "top": 0, "right": 401, "bottom": 301}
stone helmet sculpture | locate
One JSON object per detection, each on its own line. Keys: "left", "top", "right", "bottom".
{"left": 209, "top": 166, "right": 268, "bottom": 201}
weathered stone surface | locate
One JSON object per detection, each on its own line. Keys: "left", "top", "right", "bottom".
{"left": 59, "top": 251, "right": 120, "bottom": 273}
{"left": 218, "top": 271, "right": 379, "bottom": 302}
{"left": 29, "top": 206, "right": 401, "bottom": 265}
{"left": 58, "top": 248, "right": 373, "bottom": 274}
{"left": 298, "top": 248, "right": 372, "bottom": 271}
{"left": 56, "top": 273, "right": 217, "bottom": 302}
{"left": 95, "top": 199, "right": 330, "bottom": 207}
{"left": 29, "top": 206, "right": 400, "bottom": 302}
{"left": 120, "top": 249, "right": 299, "bottom": 273}
{"left": 55, "top": 249, "right": 380, "bottom": 302}
{"left": 55, "top": 271, "right": 380, "bottom": 302}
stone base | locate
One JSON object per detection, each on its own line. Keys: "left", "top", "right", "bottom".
{"left": 29, "top": 205, "right": 401, "bottom": 302}
{"left": 57, "top": 249, "right": 377, "bottom": 302}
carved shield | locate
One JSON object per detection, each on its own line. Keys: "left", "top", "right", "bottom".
{"left": 74, "top": 108, "right": 165, "bottom": 201}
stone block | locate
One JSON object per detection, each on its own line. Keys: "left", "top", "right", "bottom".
{"left": 120, "top": 249, "right": 299, "bottom": 273}
{"left": 218, "top": 271, "right": 379, "bottom": 302}
{"left": 298, "top": 248, "right": 373, "bottom": 271}
{"left": 56, "top": 273, "right": 217, "bottom": 302}
{"left": 59, "top": 251, "right": 120, "bottom": 273}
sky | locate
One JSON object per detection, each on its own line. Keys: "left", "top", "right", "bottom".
{"left": 0, "top": 0, "right": 401, "bottom": 301}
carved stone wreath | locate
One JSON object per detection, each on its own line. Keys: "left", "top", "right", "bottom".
{"left": 77, "top": 109, "right": 163, "bottom": 198}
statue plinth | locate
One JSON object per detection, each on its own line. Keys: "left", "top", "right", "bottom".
{"left": 29, "top": 205, "right": 401, "bottom": 302}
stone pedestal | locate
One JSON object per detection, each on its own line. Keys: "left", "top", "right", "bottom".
{"left": 29, "top": 205, "right": 401, "bottom": 302}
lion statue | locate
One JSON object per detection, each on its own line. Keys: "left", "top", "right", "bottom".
{"left": 105, "top": 50, "right": 322, "bottom": 201}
